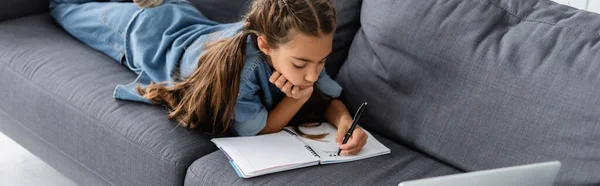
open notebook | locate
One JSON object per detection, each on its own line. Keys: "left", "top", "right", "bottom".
{"left": 210, "top": 123, "right": 391, "bottom": 178}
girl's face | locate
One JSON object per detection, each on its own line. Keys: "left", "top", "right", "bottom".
{"left": 258, "top": 32, "right": 334, "bottom": 89}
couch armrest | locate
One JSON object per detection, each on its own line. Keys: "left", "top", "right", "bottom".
{"left": 0, "top": 0, "right": 49, "bottom": 22}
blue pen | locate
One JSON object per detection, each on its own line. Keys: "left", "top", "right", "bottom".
{"left": 337, "top": 102, "right": 367, "bottom": 156}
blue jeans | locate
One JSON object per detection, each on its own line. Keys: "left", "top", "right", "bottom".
{"left": 50, "top": 0, "right": 140, "bottom": 70}
{"left": 50, "top": 0, "right": 229, "bottom": 104}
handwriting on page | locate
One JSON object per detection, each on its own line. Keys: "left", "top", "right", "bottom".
{"left": 323, "top": 150, "right": 341, "bottom": 157}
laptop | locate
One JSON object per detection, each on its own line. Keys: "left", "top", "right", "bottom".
{"left": 398, "top": 161, "right": 561, "bottom": 186}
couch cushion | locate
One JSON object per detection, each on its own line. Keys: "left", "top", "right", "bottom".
{"left": 336, "top": 0, "right": 600, "bottom": 185}
{"left": 0, "top": 14, "right": 218, "bottom": 186}
{"left": 184, "top": 133, "right": 462, "bottom": 186}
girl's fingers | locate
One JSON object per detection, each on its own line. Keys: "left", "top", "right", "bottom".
{"left": 344, "top": 148, "right": 362, "bottom": 155}
{"left": 269, "top": 71, "right": 280, "bottom": 83}
{"left": 291, "top": 86, "right": 300, "bottom": 98}
{"left": 296, "top": 86, "right": 312, "bottom": 97}
{"left": 342, "top": 138, "right": 366, "bottom": 155}
{"left": 282, "top": 82, "right": 293, "bottom": 96}
{"left": 340, "top": 136, "right": 358, "bottom": 150}
{"left": 291, "top": 86, "right": 300, "bottom": 95}
{"left": 341, "top": 129, "right": 368, "bottom": 152}
{"left": 341, "top": 149, "right": 359, "bottom": 155}
{"left": 275, "top": 75, "right": 287, "bottom": 88}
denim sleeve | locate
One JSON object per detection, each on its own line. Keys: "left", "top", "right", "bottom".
{"left": 316, "top": 67, "right": 343, "bottom": 98}
{"left": 231, "top": 86, "right": 268, "bottom": 137}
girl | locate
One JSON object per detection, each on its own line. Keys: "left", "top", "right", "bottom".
{"left": 50, "top": 0, "right": 367, "bottom": 155}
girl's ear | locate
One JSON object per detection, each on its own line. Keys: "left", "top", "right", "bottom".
{"left": 257, "top": 35, "right": 272, "bottom": 55}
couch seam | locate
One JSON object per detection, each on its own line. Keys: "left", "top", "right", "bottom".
{"left": 1, "top": 59, "right": 191, "bottom": 168}
{"left": 186, "top": 166, "right": 204, "bottom": 185}
{"left": 484, "top": 0, "right": 600, "bottom": 37}
{"left": 0, "top": 108, "right": 116, "bottom": 186}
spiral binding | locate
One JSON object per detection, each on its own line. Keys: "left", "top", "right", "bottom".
{"left": 282, "top": 128, "right": 319, "bottom": 158}
{"left": 282, "top": 128, "right": 298, "bottom": 136}
{"left": 304, "top": 145, "right": 320, "bottom": 158}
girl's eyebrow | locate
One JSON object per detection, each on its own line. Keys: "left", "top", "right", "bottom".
{"left": 291, "top": 55, "right": 329, "bottom": 63}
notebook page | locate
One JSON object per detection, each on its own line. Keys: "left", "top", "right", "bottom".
{"left": 224, "top": 150, "right": 319, "bottom": 178}
{"left": 289, "top": 123, "right": 391, "bottom": 164}
{"left": 252, "top": 161, "right": 319, "bottom": 177}
{"left": 211, "top": 131, "right": 320, "bottom": 177}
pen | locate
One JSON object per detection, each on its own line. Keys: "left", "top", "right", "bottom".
{"left": 337, "top": 102, "right": 367, "bottom": 156}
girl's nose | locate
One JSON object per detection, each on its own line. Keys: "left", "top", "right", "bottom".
{"left": 305, "top": 70, "right": 318, "bottom": 83}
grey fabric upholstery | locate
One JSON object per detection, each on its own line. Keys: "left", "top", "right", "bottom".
{"left": 184, "top": 133, "right": 462, "bottom": 186}
{"left": 188, "top": 0, "right": 252, "bottom": 23}
{"left": 0, "top": 109, "right": 110, "bottom": 186}
{"left": 327, "top": 0, "right": 363, "bottom": 78}
{"left": 336, "top": 0, "right": 600, "bottom": 185}
{"left": 0, "top": 14, "right": 218, "bottom": 186}
{"left": 0, "top": 0, "right": 48, "bottom": 22}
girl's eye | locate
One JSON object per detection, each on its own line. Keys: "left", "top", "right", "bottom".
{"left": 293, "top": 63, "right": 306, "bottom": 69}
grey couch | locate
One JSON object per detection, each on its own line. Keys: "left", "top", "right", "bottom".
{"left": 1, "top": 0, "right": 598, "bottom": 185}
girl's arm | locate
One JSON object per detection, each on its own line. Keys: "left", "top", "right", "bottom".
{"left": 325, "top": 99, "right": 353, "bottom": 128}
{"left": 258, "top": 96, "right": 309, "bottom": 134}
{"left": 259, "top": 71, "right": 314, "bottom": 134}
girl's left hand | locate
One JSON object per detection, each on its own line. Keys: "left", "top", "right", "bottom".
{"left": 335, "top": 118, "right": 368, "bottom": 155}
{"left": 269, "top": 71, "right": 313, "bottom": 100}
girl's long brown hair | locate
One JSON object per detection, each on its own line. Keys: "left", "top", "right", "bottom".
{"left": 136, "top": 0, "right": 337, "bottom": 134}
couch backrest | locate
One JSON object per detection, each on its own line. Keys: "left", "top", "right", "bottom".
{"left": 188, "top": 0, "right": 251, "bottom": 23}
{"left": 335, "top": 0, "right": 600, "bottom": 185}
{"left": 0, "top": 0, "right": 48, "bottom": 22}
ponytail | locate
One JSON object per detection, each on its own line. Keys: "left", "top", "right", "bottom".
{"left": 137, "top": 31, "right": 254, "bottom": 133}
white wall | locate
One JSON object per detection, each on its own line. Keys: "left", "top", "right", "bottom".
{"left": 553, "top": 0, "right": 588, "bottom": 9}
{"left": 588, "top": 0, "right": 600, "bottom": 13}
{"left": 552, "top": 0, "right": 600, "bottom": 13}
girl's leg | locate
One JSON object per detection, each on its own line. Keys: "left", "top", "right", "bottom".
{"left": 50, "top": 2, "right": 138, "bottom": 67}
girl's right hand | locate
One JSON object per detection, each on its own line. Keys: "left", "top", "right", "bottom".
{"left": 269, "top": 71, "right": 313, "bottom": 100}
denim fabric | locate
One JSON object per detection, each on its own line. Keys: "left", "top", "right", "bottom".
{"left": 49, "top": 0, "right": 342, "bottom": 136}
{"left": 231, "top": 42, "right": 342, "bottom": 136}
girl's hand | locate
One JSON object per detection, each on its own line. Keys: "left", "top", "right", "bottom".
{"left": 269, "top": 71, "right": 313, "bottom": 100}
{"left": 335, "top": 118, "right": 368, "bottom": 155}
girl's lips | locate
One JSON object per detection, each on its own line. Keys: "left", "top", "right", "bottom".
{"left": 297, "top": 84, "right": 313, "bottom": 89}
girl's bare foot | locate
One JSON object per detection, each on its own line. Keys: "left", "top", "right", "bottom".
{"left": 133, "top": 0, "right": 162, "bottom": 8}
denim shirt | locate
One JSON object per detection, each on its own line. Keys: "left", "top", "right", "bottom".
{"left": 230, "top": 38, "right": 343, "bottom": 136}
{"left": 112, "top": 1, "right": 342, "bottom": 136}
